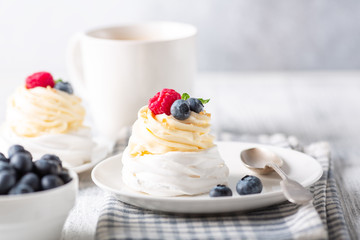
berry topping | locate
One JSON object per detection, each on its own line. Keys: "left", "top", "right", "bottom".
{"left": 236, "top": 175, "right": 263, "bottom": 195}
{"left": 54, "top": 80, "right": 74, "bottom": 94}
{"left": 187, "top": 98, "right": 204, "bottom": 113}
{"left": 209, "top": 184, "right": 233, "bottom": 197}
{"left": 170, "top": 99, "right": 191, "bottom": 120}
{"left": 25, "top": 71, "right": 55, "bottom": 89}
{"left": 148, "top": 89, "right": 181, "bottom": 115}
{"left": 181, "top": 93, "right": 209, "bottom": 114}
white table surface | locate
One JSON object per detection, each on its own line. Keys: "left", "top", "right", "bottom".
{"left": 1, "top": 71, "right": 359, "bottom": 239}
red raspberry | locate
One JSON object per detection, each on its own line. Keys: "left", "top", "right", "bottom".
{"left": 148, "top": 89, "right": 181, "bottom": 115}
{"left": 25, "top": 72, "right": 55, "bottom": 89}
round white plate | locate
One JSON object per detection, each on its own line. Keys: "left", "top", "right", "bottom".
{"left": 91, "top": 141, "right": 323, "bottom": 213}
{"left": 68, "top": 140, "right": 110, "bottom": 173}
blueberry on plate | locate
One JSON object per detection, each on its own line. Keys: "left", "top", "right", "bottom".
{"left": 8, "top": 144, "right": 25, "bottom": 159}
{"left": 170, "top": 99, "right": 191, "bottom": 120}
{"left": 8, "top": 183, "right": 34, "bottom": 195}
{"left": 10, "top": 152, "right": 33, "bottom": 173}
{"left": 54, "top": 81, "right": 73, "bottom": 94}
{"left": 0, "top": 171, "right": 17, "bottom": 194}
{"left": 236, "top": 175, "right": 263, "bottom": 195}
{"left": 19, "top": 172, "right": 40, "bottom": 191}
{"left": 187, "top": 98, "right": 204, "bottom": 113}
{"left": 209, "top": 184, "right": 233, "bottom": 197}
{"left": 34, "top": 159, "right": 61, "bottom": 176}
{"left": 41, "top": 174, "right": 64, "bottom": 190}
{"left": 0, "top": 153, "right": 9, "bottom": 163}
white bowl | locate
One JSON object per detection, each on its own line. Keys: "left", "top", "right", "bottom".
{"left": 0, "top": 169, "right": 78, "bottom": 240}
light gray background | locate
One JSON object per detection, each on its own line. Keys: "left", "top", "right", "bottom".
{"left": 0, "top": 0, "right": 359, "bottom": 79}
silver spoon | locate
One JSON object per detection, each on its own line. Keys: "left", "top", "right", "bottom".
{"left": 240, "top": 147, "right": 313, "bottom": 205}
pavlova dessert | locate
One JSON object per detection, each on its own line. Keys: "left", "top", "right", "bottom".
{"left": 122, "top": 88, "right": 229, "bottom": 196}
{"left": 0, "top": 71, "right": 98, "bottom": 167}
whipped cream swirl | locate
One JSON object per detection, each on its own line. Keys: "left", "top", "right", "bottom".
{"left": 6, "top": 86, "right": 85, "bottom": 137}
{"left": 127, "top": 106, "right": 215, "bottom": 156}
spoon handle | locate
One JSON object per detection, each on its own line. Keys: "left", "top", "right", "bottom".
{"left": 266, "top": 163, "right": 288, "bottom": 180}
{"left": 267, "top": 162, "right": 313, "bottom": 204}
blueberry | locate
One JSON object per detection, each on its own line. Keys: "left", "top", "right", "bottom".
{"left": 236, "top": 175, "right": 263, "bottom": 195}
{"left": 19, "top": 172, "right": 40, "bottom": 191}
{"left": 0, "top": 153, "right": 9, "bottom": 163}
{"left": 54, "top": 81, "right": 73, "bottom": 94}
{"left": 34, "top": 159, "right": 61, "bottom": 176}
{"left": 0, "top": 171, "right": 17, "bottom": 194}
{"left": 8, "top": 183, "right": 34, "bottom": 195}
{"left": 187, "top": 98, "right": 204, "bottom": 113}
{"left": 41, "top": 154, "right": 62, "bottom": 167}
{"left": 209, "top": 184, "right": 233, "bottom": 197}
{"left": 0, "top": 161, "right": 11, "bottom": 171}
{"left": 0, "top": 161, "right": 17, "bottom": 176}
{"left": 170, "top": 99, "right": 191, "bottom": 120}
{"left": 8, "top": 144, "right": 25, "bottom": 159}
{"left": 59, "top": 169, "right": 72, "bottom": 184}
{"left": 10, "top": 152, "right": 33, "bottom": 173}
{"left": 20, "top": 150, "right": 33, "bottom": 160}
{"left": 41, "top": 175, "right": 64, "bottom": 190}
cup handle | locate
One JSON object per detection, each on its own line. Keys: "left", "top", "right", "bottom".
{"left": 67, "top": 33, "right": 86, "bottom": 95}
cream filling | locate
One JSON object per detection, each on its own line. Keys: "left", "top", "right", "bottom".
{"left": 127, "top": 106, "right": 215, "bottom": 156}
{"left": 6, "top": 86, "right": 85, "bottom": 137}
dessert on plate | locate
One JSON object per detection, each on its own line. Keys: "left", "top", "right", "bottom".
{"left": 0, "top": 71, "right": 99, "bottom": 168}
{"left": 121, "top": 88, "right": 229, "bottom": 196}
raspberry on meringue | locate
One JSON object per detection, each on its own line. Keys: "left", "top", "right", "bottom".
{"left": 25, "top": 71, "right": 55, "bottom": 89}
{"left": 148, "top": 88, "right": 181, "bottom": 115}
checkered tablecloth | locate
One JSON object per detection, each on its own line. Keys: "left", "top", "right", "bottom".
{"left": 95, "top": 133, "right": 350, "bottom": 240}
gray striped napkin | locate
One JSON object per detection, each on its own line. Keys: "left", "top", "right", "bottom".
{"left": 95, "top": 133, "right": 350, "bottom": 240}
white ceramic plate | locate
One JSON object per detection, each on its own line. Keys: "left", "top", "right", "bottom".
{"left": 91, "top": 141, "right": 323, "bottom": 213}
{"left": 68, "top": 140, "right": 110, "bottom": 173}
{"left": 70, "top": 155, "right": 104, "bottom": 173}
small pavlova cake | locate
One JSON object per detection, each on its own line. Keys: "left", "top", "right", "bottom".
{"left": 122, "top": 88, "right": 229, "bottom": 196}
{"left": 0, "top": 71, "right": 96, "bottom": 167}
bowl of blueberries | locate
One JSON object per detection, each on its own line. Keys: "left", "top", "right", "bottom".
{"left": 0, "top": 145, "right": 78, "bottom": 240}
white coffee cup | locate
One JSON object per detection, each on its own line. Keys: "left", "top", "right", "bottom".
{"left": 67, "top": 22, "right": 197, "bottom": 141}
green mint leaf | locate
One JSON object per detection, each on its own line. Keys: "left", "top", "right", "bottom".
{"left": 182, "top": 93, "right": 190, "bottom": 100}
{"left": 55, "top": 79, "right": 63, "bottom": 83}
{"left": 198, "top": 98, "right": 210, "bottom": 104}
